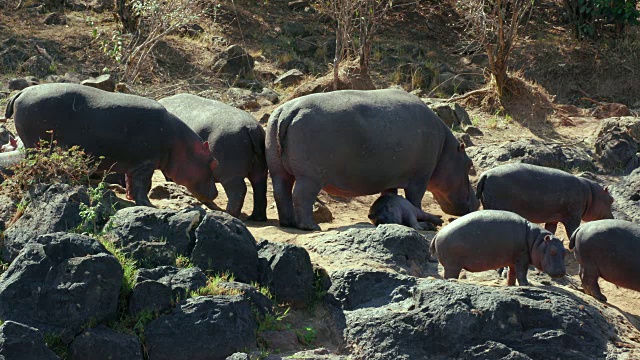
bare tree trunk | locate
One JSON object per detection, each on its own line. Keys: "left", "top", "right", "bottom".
{"left": 333, "top": 27, "right": 343, "bottom": 91}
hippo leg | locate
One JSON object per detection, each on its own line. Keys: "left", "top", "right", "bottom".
{"left": 562, "top": 217, "right": 582, "bottom": 239}
{"left": 507, "top": 266, "right": 517, "bottom": 286}
{"left": 544, "top": 222, "right": 558, "bottom": 234}
{"left": 405, "top": 215, "right": 423, "bottom": 231}
{"left": 405, "top": 181, "right": 428, "bottom": 209}
{"left": 416, "top": 211, "right": 444, "bottom": 226}
{"left": 514, "top": 254, "right": 530, "bottom": 286}
{"left": 443, "top": 267, "right": 462, "bottom": 279}
{"left": 292, "top": 177, "right": 322, "bottom": 231}
{"left": 129, "top": 161, "right": 156, "bottom": 207}
{"left": 382, "top": 188, "right": 398, "bottom": 195}
{"left": 272, "top": 173, "right": 296, "bottom": 228}
{"left": 248, "top": 169, "right": 268, "bottom": 221}
{"left": 579, "top": 264, "right": 607, "bottom": 302}
{"left": 221, "top": 178, "right": 247, "bottom": 219}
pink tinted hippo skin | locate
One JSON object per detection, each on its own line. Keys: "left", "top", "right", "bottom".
{"left": 368, "top": 193, "right": 443, "bottom": 231}
{"left": 570, "top": 219, "right": 640, "bottom": 302}
{"left": 266, "top": 88, "right": 479, "bottom": 231}
{"left": 430, "top": 210, "right": 567, "bottom": 286}
{"left": 476, "top": 163, "right": 613, "bottom": 239}
{"left": 5, "top": 83, "right": 218, "bottom": 206}
{"left": 159, "top": 94, "right": 268, "bottom": 221}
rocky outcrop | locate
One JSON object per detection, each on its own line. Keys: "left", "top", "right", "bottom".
{"left": 69, "top": 325, "right": 143, "bottom": 360}
{"left": 0, "top": 321, "right": 59, "bottom": 360}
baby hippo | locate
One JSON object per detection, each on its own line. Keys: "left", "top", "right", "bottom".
{"left": 477, "top": 163, "right": 613, "bottom": 238}
{"left": 368, "top": 193, "right": 443, "bottom": 230}
{"left": 571, "top": 219, "right": 640, "bottom": 302}
{"left": 430, "top": 210, "right": 567, "bottom": 286}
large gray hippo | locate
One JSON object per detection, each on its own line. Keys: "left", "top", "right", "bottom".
{"left": 476, "top": 163, "right": 614, "bottom": 238}
{"left": 570, "top": 219, "right": 640, "bottom": 302}
{"left": 266, "top": 88, "right": 479, "bottom": 231}
{"left": 159, "top": 93, "right": 268, "bottom": 221}
{"left": 5, "top": 83, "right": 218, "bottom": 206}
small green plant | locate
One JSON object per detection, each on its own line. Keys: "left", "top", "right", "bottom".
{"left": 78, "top": 180, "right": 112, "bottom": 234}
{"left": 1, "top": 133, "right": 99, "bottom": 199}
{"left": 257, "top": 307, "right": 290, "bottom": 333}
{"left": 190, "top": 272, "right": 240, "bottom": 298}
{"left": 487, "top": 116, "right": 499, "bottom": 129}
{"left": 250, "top": 281, "right": 274, "bottom": 301}
{"left": 99, "top": 237, "right": 138, "bottom": 299}
{"left": 48, "top": 59, "right": 58, "bottom": 74}
{"left": 44, "top": 332, "right": 68, "bottom": 359}
{"left": 175, "top": 255, "right": 192, "bottom": 269}
{"left": 471, "top": 116, "right": 481, "bottom": 127}
{"left": 296, "top": 326, "right": 317, "bottom": 346}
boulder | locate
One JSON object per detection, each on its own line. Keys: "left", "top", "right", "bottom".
{"left": 594, "top": 117, "right": 640, "bottom": 174}
{"left": 328, "top": 269, "right": 417, "bottom": 311}
{"left": 313, "top": 199, "right": 333, "bottom": 224}
{"left": 609, "top": 167, "right": 640, "bottom": 223}
{"left": 104, "top": 206, "right": 205, "bottom": 267}
{"left": 69, "top": 325, "right": 143, "bottom": 360}
{"left": 1, "top": 42, "right": 30, "bottom": 71}
{"left": 217, "top": 281, "right": 274, "bottom": 317}
{"left": 344, "top": 279, "right": 620, "bottom": 359}
{"left": 225, "top": 87, "right": 260, "bottom": 110}
{"left": 43, "top": 12, "right": 67, "bottom": 25}
{"left": 257, "top": 240, "right": 315, "bottom": 308}
{"left": 81, "top": 74, "right": 116, "bottom": 92}
{"left": 134, "top": 266, "right": 208, "bottom": 301}
{"left": 3, "top": 183, "right": 118, "bottom": 262}
{"left": 294, "top": 37, "right": 318, "bottom": 56}
{"left": 191, "top": 212, "right": 259, "bottom": 283}
{"left": 437, "top": 72, "right": 471, "bottom": 95}
{"left": 8, "top": 77, "right": 38, "bottom": 90}
{"left": 0, "top": 233, "right": 122, "bottom": 341}
{"left": 0, "top": 195, "right": 16, "bottom": 232}
{"left": 212, "top": 45, "right": 255, "bottom": 78}
{"left": 128, "top": 280, "right": 173, "bottom": 317}
{"left": 19, "top": 56, "right": 51, "bottom": 78}
{"left": 281, "top": 22, "right": 310, "bottom": 37}
{"left": 301, "top": 225, "right": 434, "bottom": 277}
{"left": 467, "top": 138, "right": 596, "bottom": 173}
{"left": 144, "top": 296, "right": 257, "bottom": 360}
{"left": 274, "top": 69, "right": 305, "bottom": 87}
{"left": 0, "top": 321, "right": 59, "bottom": 360}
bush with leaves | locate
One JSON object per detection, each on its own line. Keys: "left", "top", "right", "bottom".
{"left": 565, "top": 0, "right": 639, "bottom": 38}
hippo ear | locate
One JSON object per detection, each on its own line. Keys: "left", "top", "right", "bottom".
{"left": 603, "top": 186, "right": 609, "bottom": 194}
{"left": 544, "top": 235, "right": 551, "bottom": 242}
{"left": 458, "top": 143, "right": 465, "bottom": 152}
{"left": 210, "top": 157, "right": 219, "bottom": 170}
{"left": 202, "top": 141, "right": 210, "bottom": 153}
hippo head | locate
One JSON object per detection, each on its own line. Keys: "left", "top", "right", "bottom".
{"left": 583, "top": 182, "right": 614, "bottom": 222}
{"left": 428, "top": 141, "right": 480, "bottom": 215}
{"left": 367, "top": 204, "right": 401, "bottom": 226}
{"left": 166, "top": 140, "right": 219, "bottom": 203}
{"left": 532, "top": 234, "right": 567, "bottom": 279}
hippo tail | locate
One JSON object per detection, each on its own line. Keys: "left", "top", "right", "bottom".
{"left": 248, "top": 126, "right": 265, "bottom": 157}
{"left": 569, "top": 228, "right": 579, "bottom": 251}
{"left": 273, "top": 107, "right": 298, "bottom": 158}
{"left": 475, "top": 173, "right": 487, "bottom": 205}
{"left": 429, "top": 234, "right": 437, "bottom": 258}
{"left": 4, "top": 90, "right": 23, "bottom": 119}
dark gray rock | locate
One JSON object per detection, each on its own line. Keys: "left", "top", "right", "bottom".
{"left": 192, "top": 212, "right": 258, "bottom": 283}
{"left": 455, "top": 132, "right": 474, "bottom": 148}
{"left": 3, "top": 183, "right": 118, "bottom": 262}
{"left": 257, "top": 240, "right": 314, "bottom": 308}
{"left": 69, "top": 325, "right": 143, "bottom": 360}
{"left": 81, "top": 74, "right": 116, "bottom": 92}
{"left": 104, "top": 206, "right": 204, "bottom": 267}
{"left": 1, "top": 44, "right": 29, "bottom": 72}
{"left": 212, "top": 45, "right": 255, "bottom": 78}
{"left": 328, "top": 269, "right": 417, "bottom": 311}
{"left": 0, "top": 194, "right": 16, "bottom": 232}
{"left": 593, "top": 117, "right": 640, "bottom": 175}
{"left": 467, "top": 138, "right": 596, "bottom": 173}
{"left": 463, "top": 124, "right": 484, "bottom": 136}
{"left": 428, "top": 101, "right": 472, "bottom": 128}
{"left": 274, "top": 69, "right": 305, "bottom": 87}
{"left": 0, "top": 321, "right": 59, "bottom": 360}
{"left": 145, "top": 295, "right": 257, "bottom": 360}
{"left": 135, "top": 266, "right": 208, "bottom": 301}
{"left": 304, "top": 225, "right": 434, "bottom": 277}
{"left": 437, "top": 71, "right": 471, "bottom": 95}
{"left": 344, "top": 279, "right": 617, "bottom": 360}
{"left": 609, "top": 167, "right": 640, "bottom": 223}
{"left": 43, "top": 12, "right": 67, "bottom": 25}
{"left": 8, "top": 77, "right": 37, "bottom": 90}
{"left": 0, "top": 233, "right": 122, "bottom": 341}
{"left": 281, "top": 22, "right": 310, "bottom": 37}
{"left": 128, "top": 280, "right": 173, "bottom": 317}
{"left": 294, "top": 36, "right": 318, "bottom": 56}
{"left": 217, "top": 281, "right": 274, "bottom": 317}
{"left": 258, "top": 88, "right": 279, "bottom": 104}
{"left": 19, "top": 55, "right": 51, "bottom": 78}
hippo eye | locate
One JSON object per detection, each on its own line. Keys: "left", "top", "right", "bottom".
{"left": 550, "top": 247, "right": 558, "bottom": 256}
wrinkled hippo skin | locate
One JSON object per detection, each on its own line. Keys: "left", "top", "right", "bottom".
{"left": 430, "top": 210, "right": 567, "bottom": 286}
{"left": 6, "top": 83, "right": 218, "bottom": 206}
{"left": 266, "top": 89, "right": 479, "bottom": 231}
{"left": 160, "top": 94, "right": 268, "bottom": 221}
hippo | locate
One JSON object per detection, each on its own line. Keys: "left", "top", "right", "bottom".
{"left": 570, "top": 219, "right": 640, "bottom": 302}
{"left": 476, "top": 163, "right": 614, "bottom": 239}
{"left": 159, "top": 93, "right": 268, "bottom": 221}
{"left": 266, "top": 88, "right": 479, "bottom": 231}
{"left": 368, "top": 193, "right": 443, "bottom": 231}
{"left": 430, "top": 210, "right": 567, "bottom": 286}
{"left": 5, "top": 83, "right": 218, "bottom": 206}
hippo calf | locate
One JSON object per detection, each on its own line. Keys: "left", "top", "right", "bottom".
{"left": 5, "top": 83, "right": 218, "bottom": 206}
{"left": 430, "top": 210, "right": 567, "bottom": 286}
{"left": 476, "top": 163, "right": 613, "bottom": 238}
{"left": 368, "top": 193, "right": 443, "bottom": 230}
{"left": 266, "top": 88, "right": 479, "bottom": 231}
{"left": 159, "top": 94, "right": 268, "bottom": 221}
{"left": 571, "top": 219, "right": 640, "bottom": 302}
